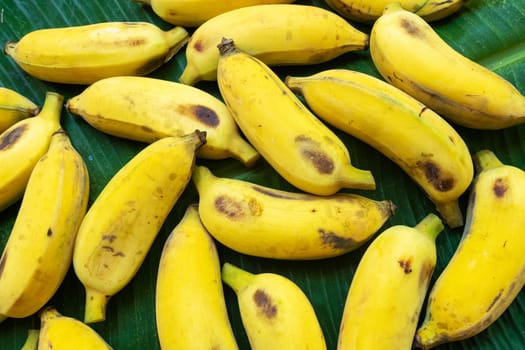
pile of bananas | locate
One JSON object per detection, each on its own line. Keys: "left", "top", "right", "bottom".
{"left": 1, "top": 0, "right": 525, "bottom": 349}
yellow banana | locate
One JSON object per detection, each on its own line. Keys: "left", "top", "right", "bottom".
{"left": 73, "top": 131, "right": 205, "bottom": 324}
{"left": 216, "top": 39, "right": 375, "bottom": 195}
{"left": 193, "top": 165, "right": 393, "bottom": 259}
{"left": 370, "top": 3, "right": 525, "bottom": 129}
{"left": 337, "top": 213, "right": 443, "bottom": 350}
{"left": 66, "top": 76, "right": 259, "bottom": 167}
{"left": 221, "top": 263, "right": 327, "bottom": 350}
{"left": 0, "top": 130, "right": 89, "bottom": 320}
{"left": 179, "top": 4, "right": 369, "bottom": 85}
{"left": 135, "top": 0, "right": 295, "bottom": 27}
{"left": 38, "top": 307, "right": 112, "bottom": 349}
{"left": 20, "top": 329, "right": 39, "bottom": 350}
{"left": 414, "top": 150, "right": 525, "bottom": 349}
{"left": 0, "top": 87, "right": 39, "bottom": 133}
{"left": 0, "top": 92, "right": 62, "bottom": 211}
{"left": 286, "top": 69, "right": 473, "bottom": 228}
{"left": 4, "top": 22, "right": 188, "bottom": 85}
{"left": 155, "top": 204, "right": 239, "bottom": 350}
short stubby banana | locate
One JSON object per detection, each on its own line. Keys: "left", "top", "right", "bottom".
{"left": 370, "top": 3, "right": 525, "bottom": 129}
{"left": 337, "top": 213, "right": 443, "bottom": 350}
{"left": 0, "top": 87, "right": 39, "bottom": 133}
{"left": 414, "top": 150, "right": 525, "bottom": 349}
{"left": 217, "top": 39, "right": 375, "bottom": 195}
{"left": 73, "top": 131, "right": 205, "bottom": 324}
{"left": 179, "top": 4, "right": 369, "bottom": 85}
{"left": 66, "top": 76, "right": 259, "bottom": 167}
{"left": 38, "top": 307, "right": 113, "bottom": 349}
{"left": 0, "top": 130, "right": 89, "bottom": 320}
{"left": 0, "top": 91, "right": 62, "bottom": 211}
{"left": 4, "top": 22, "right": 189, "bottom": 85}
{"left": 286, "top": 69, "right": 473, "bottom": 228}
{"left": 135, "top": 0, "right": 295, "bottom": 27}
{"left": 156, "top": 204, "right": 239, "bottom": 350}
{"left": 193, "top": 166, "right": 394, "bottom": 259}
{"left": 222, "top": 263, "right": 327, "bottom": 350}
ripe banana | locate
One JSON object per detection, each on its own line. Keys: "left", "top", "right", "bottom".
{"left": 38, "top": 307, "right": 113, "bottom": 349}
{"left": 370, "top": 3, "right": 525, "bottom": 129}
{"left": 4, "top": 22, "right": 188, "bottom": 85}
{"left": 0, "top": 87, "right": 39, "bottom": 133}
{"left": 286, "top": 69, "right": 473, "bottom": 228}
{"left": 156, "top": 204, "right": 239, "bottom": 350}
{"left": 66, "top": 76, "right": 259, "bottom": 167}
{"left": 221, "top": 263, "right": 327, "bottom": 350}
{"left": 192, "top": 165, "right": 393, "bottom": 259}
{"left": 73, "top": 131, "right": 205, "bottom": 324}
{"left": 216, "top": 39, "right": 375, "bottom": 195}
{"left": 135, "top": 0, "right": 295, "bottom": 27}
{"left": 0, "top": 130, "right": 89, "bottom": 320}
{"left": 179, "top": 4, "right": 369, "bottom": 85}
{"left": 337, "top": 213, "right": 443, "bottom": 350}
{"left": 414, "top": 150, "right": 525, "bottom": 349}
{"left": 0, "top": 91, "right": 62, "bottom": 211}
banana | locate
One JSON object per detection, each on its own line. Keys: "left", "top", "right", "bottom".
{"left": 0, "top": 87, "right": 39, "bottom": 133}
{"left": 221, "top": 263, "right": 327, "bottom": 350}
{"left": 20, "top": 329, "right": 39, "bottom": 350}
{"left": 73, "top": 130, "right": 205, "bottom": 324}
{"left": 135, "top": 0, "right": 295, "bottom": 27}
{"left": 38, "top": 307, "right": 112, "bottom": 349}
{"left": 414, "top": 150, "right": 525, "bottom": 349}
{"left": 179, "top": 4, "right": 369, "bottom": 85}
{"left": 370, "top": 3, "right": 525, "bottom": 129}
{"left": 192, "top": 165, "right": 394, "bottom": 260}
{"left": 0, "top": 130, "right": 89, "bottom": 320}
{"left": 0, "top": 92, "right": 62, "bottom": 211}
{"left": 155, "top": 204, "right": 239, "bottom": 350}
{"left": 4, "top": 22, "right": 188, "bottom": 85}
{"left": 337, "top": 213, "right": 443, "bottom": 350}
{"left": 216, "top": 38, "right": 375, "bottom": 195}
{"left": 286, "top": 69, "right": 473, "bottom": 228}
{"left": 66, "top": 76, "right": 259, "bottom": 167}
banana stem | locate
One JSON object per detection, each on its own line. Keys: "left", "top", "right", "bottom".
{"left": 38, "top": 92, "right": 64, "bottom": 123}
{"left": 163, "top": 26, "right": 190, "bottom": 63}
{"left": 414, "top": 213, "right": 444, "bottom": 242}
{"left": 435, "top": 200, "right": 463, "bottom": 228}
{"left": 84, "top": 288, "right": 110, "bottom": 323}
{"left": 473, "top": 149, "right": 503, "bottom": 173}
{"left": 221, "top": 263, "right": 254, "bottom": 294}
{"left": 20, "top": 329, "right": 40, "bottom": 350}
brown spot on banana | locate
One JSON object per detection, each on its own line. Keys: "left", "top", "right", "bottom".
{"left": 398, "top": 258, "right": 413, "bottom": 274}
{"left": 253, "top": 289, "right": 277, "bottom": 318}
{"left": 0, "top": 124, "right": 27, "bottom": 150}
{"left": 47, "top": 228, "right": 53, "bottom": 237}
{"left": 417, "top": 160, "right": 455, "bottom": 192}
{"left": 493, "top": 178, "right": 507, "bottom": 197}
{"left": 296, "top": 135, "right": 334, "bottom": 174}
{"left": 102, "top": 234, "right": 117, "bottom": 243}
{"left": 319, "top": 229, "right": 357, "bottom": 250}
{"left": 401, "top": 18, "right": 422, "bottom": 36}
{"left": 0, "top": 252, "right": 6, "bottom": 279}
{"left": 193, "top": 39, "right": 204, "bottom": 52}
{"left": 214, "top": 195, "right": 263, "bottom": 219}
{"left": 176, "top": 104, "right": 219, "bottom": 127}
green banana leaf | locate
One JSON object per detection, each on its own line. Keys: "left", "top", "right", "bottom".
{"left": 1, "top": 0, "right": 524, "bottom": 348}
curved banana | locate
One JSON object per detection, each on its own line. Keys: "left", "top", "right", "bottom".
{"left": 0, "top": 130, "right": 89, "bottom": 320}
{"left": 193, "top": 166, "right": 394, "bottom": 259}
{"left": 156, "top": 204, "right": 239, "bottom": 350}
{"left": 0, "top": 92, "right": 62, "bottom": 211}
{"left": 66, "top": 76, "right": 259, "bottom": 167}
{"left": 73, "top": 131, "right": 205, "bottom": 324}
{"left": 337, "top": 213, "right": 443, "bottom": 350}
{"left": 0, "top": 87, "right": 39, "bottom": 133}
{"left": 414, "top": 150, "right": 525, "bottom": 349}
{"left": 286, "top": 69, "right": 473, "bottom": 228}
{"left": 370, "top": 3, "right": 525, "bottom": 129}
{"left": 135, "top": 0, "right": 295, "bottom": 27}
{"left": 4, "top": 22, "right": 188, "bottom": 85}
{"left": 179, "top": 4, "right": 369, "bottom": 85}
{"left": 216, "top": 39, "right": 375, "bottom": 195}
{"left": 221, "top": 263, "right": 327, "bottom": 350}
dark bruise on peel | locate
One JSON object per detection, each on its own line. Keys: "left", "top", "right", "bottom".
{"left": 253, "top": 289, "right": 277, "bottom": 318}
{"left": 215, "top": 195, "right": 244, "bottom": 219}
{"left": 399, "top": 258, "right": 413, "bottom": 274}
{"left": 0, "top": 125, "right": 27, "bottom": 150}
{"left": 0, "top": 253, "right": 6, "bottom": 279}
{"left": 193, "top": 39, "right": 204, "bottom": 52}
{"left": 493, "top": 178, "right": 507, "bottom": 197}
{"left": 47, "top": 228, "right": 53, "bottom": 237}
{"left": 319, "top": 229, "right": 356, "bottom": 250}
{"left": 401, "top": 18, "right": 421, "bottom": 36}
{"left": 178, "top": 104, "right": 219, "bottom": 127}
{"left": 418, "top": 160, "right": 454, "bottom": 192}
{"left": 296, "top": 135, "right": 334, "bottom": 174}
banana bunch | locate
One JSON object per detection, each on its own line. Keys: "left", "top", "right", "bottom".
{"left": 216, "top": 38, "right": 375, "bottom": 195}
{"left": 0, "top": 130, "right": 89, "bottom": 321}
{"left": 66, "top": 76, "right": 259, "bottom": 167}
{"left": 414, "top": 150, "right": 525, "bottom": 349}
{"left": 337, "top": 214, "right": 443, "bottom": 349}
{"left": 222, "top": 263, "right": 327, "bottom": 349}
{"left": 370, "top": 3, "right": 525, "bottom": 129}
{"left": 286, "top": 69, "right": 473, "bottom": 228}
{"left": 0, "top": 92, "right": 62, "bottom": 211}
{"left": 0, "top": 87, "right": 39, "bottom": 133}
{"left": 4, "top": 22, "right": 188, "bottom": 85}
{"left": 179, "top": 4, "right": 369, "bottom": 85}
{"left": 156, "top": 204, "right": 238, "bottom": 350}
{"left": 73, "top": 131, "right": 205, "bottom": 324}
